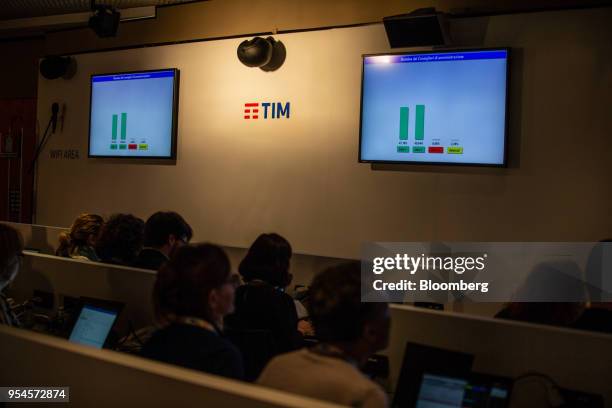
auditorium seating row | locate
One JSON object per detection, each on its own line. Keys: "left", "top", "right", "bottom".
{"left": 5, "top": 246, "right": 612, "bottom": 405}
{"left": 0, "top": 325, "right": 343, "bottom": 408}
{"left": 7, "top": 221, "right": 503, "bottom": 317}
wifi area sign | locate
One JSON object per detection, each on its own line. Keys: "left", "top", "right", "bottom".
{"left": 244, "top": 102, "right": 290, "bottom": 120}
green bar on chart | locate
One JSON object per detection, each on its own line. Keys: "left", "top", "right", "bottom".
{"left": 415, "top": 105, "right": 425, "bottom": 140}
{"left": 121, "top": 112, "right": 127, "bottom": 140}
{"left": 111, "top": 114, "right": 118, "bottom": 140}
{"left": 399, "top": 107, "right": 409, "bottom": 140}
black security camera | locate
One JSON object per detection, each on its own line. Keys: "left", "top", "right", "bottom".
{"left": 237, "top": 36, "right": 286, "bottom": 72}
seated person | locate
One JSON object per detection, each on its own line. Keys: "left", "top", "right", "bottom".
{"left": 0, "top": 224, "right": 24, "bottom": 326}
{"left": 257, "top": 262, "right": 390, "bottom": 408}
{"left": 141, "top": 244, "right": 243, "bottom": 380}
{"left": 496, "top": 260, "right": 586, "bottom": 327}
{"left": 573, "top": 240, "right": 612, "bottom": 333}
{"left": 132, "top": 211, "right": 192, "bottom": 271}
{"left": 95, "top": 214, "right": 144, "bottom": 266}
{"left": 56, "top": 213, "right": 104, "bottom": 261}
{"left": 575, "top": 305, "right": 612, "bottom": 333}
{"left": 225, "top": 233, "right": 305, "bottom": 354}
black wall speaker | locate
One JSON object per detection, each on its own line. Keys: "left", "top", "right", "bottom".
{"left": 383, "top": 8, "right": 451, "bottom": 48}
{"left": 89, "top": 5, "right": 120, "bottom": 38}
{"left": 40, "top": 56, "right": 76, "bottom": 80}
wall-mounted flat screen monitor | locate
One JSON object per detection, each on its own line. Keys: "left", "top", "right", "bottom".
{"left": 359, "top": 48, "right": 509, "bottom": 166}
{"left": 88, "top": 68, "right": 179, "bottom": 159}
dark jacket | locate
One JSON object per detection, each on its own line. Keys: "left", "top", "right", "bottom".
{"left": 225, "top": 281, "right": 302, "bottom": 354}
{"left": 141, "top": 323, "right": 244, "bottom": 380}
{"left": 132, "top": 248, "right": 168, "bottom": 271}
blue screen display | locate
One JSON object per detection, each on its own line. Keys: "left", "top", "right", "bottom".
{"left": 359, "top": 49, "right": 508, "bottom": 165}
{"left": 69, "top": 305, "right": 118, "bottom": 348}
{"left": 89, "top": 69, "right": 178, "bottom": 158}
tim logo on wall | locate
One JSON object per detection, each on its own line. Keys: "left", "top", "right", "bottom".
{"left": 244, "top": 102, "right": 290, "bottom": 119}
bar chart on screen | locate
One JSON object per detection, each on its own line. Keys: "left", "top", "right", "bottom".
{"left": 396, "top": 104, "right": 459, "bottom": 156}
{"left": 108, "top": 112, "right": 148, "bottom": 152}
{"left": 89, "top": 69, "right": 177, "bottom": 158}
{"left": 361, "top": 49, "right": 508, "bottom": 165}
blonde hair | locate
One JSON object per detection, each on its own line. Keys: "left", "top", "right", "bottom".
{"left": 56, "top": 213, "right": 104, "bottom": 257}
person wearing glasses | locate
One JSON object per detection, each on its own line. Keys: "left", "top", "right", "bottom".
{"left": 132, "top": 211, "right": 192, "bottom": 271}
{"left": 0, "top": 224, "right": 24, "bottom": 327}
{"left": 141, "top": 243, "right": 244, "bottom": 379}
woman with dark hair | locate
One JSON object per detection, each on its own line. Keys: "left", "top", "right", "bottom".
{"left": 141, "top": 244, "right": 243, "bottom": 379}
{"left": 56, "top": 213, "right": 104, "bottom": 261}
{"left": 95, "top": 214, "right": 144, "bottom": 266}
{"left": 238, "top": 233, "right": 293, "bottom": 287}
{"left": 225, "top": 233, "right": 305, "bottom": 355}
{"left": 0, "top": 224, "right": 24, "bottom": 326}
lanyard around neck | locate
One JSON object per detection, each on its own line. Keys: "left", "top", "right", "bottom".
{"left": 174, "top": 316, "right": 219, "bottom": 335}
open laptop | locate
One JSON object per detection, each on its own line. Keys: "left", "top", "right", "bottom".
{"left": 392, "top": 342, "right": 474, "bottom": 408}
{"left": 416, "top": 372, "right": 512, "bottom": 408}
{"left": 68, "top": 297, "right": 124, "bottom": 349}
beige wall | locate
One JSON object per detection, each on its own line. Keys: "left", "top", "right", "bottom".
{"left": 33, "top": 7, "right": 612, "bottom": 259}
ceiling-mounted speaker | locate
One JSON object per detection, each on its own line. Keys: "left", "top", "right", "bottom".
{"left": 89, "top": 5, "right": 120, "bottom": 38}
{"left": 237, "top": 36, "right": 286, "bottom": 71}
{"left": 40, "top": 56, "right": 77, "bottom": 80}
{"left": 383, "top": 8, "right": 451, "bottom": 48}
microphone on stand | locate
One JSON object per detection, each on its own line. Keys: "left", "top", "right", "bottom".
{"left": 59, "top": 103, "right": 66, "bottom": 132}
{"left": 51, "top": 102, "right": 59, "bottom": 133}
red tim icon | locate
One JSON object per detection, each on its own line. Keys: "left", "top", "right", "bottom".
{"left": 244, "top": 103, "right": 259, "bottom": 119}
